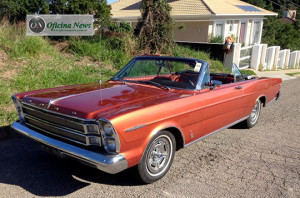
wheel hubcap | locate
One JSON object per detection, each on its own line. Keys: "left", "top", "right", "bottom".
{"left": 146, "top": 136, "right": 172, "bottom": 176}
{"left": 250, "top": 101, "right": 260, "bottom": 124}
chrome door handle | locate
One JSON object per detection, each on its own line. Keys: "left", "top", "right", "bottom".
{"left": 235, "top": 86, "right": 243, "bottom": 90}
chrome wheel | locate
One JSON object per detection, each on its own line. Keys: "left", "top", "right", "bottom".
{"left": 250, "top": 101, "right": 261, "bottom": 125}
{"left": 136, "top": 131, "right": 175, "bottom": 183}
{"left": 146, "top": 135, "right": 173, "bottom": 177}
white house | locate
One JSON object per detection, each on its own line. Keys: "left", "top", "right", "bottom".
{"left": 110, "top": 0, "right": 277, "bottom": 46}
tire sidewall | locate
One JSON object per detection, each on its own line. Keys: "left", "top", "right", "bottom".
{"left": 247, "top": 100, "right": 262, "bottom": 128}
{"left": 137, "top": 130, "right": 176, "bottom": 184}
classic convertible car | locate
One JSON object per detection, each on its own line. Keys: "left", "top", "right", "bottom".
{"left": 11, "top": 56, "right": 281, "bottom": 183}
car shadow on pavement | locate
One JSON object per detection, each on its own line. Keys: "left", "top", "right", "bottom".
{"left": 0, "top": 128, "right": 141, "bottom": 197}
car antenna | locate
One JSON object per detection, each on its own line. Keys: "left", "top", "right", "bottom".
{"left": 98, "top": 24, "right": 103, "bottom": 105}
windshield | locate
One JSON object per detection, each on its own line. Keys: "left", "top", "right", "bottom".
{"left": 113, "top": 57, "right": 202, "bottom": 90}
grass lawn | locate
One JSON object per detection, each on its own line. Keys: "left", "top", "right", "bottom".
{"left": 286, "top": 72, "right": 300, "bottom": 76}
{"left": 0, "top": 22, "right": 234, "bottom": 127}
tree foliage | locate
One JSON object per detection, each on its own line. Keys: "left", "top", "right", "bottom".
{"left": 262, "top": 16, "right": 300, "bottom": 50}
{"left": 0, "top": 0, "right": 49, "bottom": 23}
{"left": 137, "top": 0, "right": 174, "bottom": 54}
{"left": 242, "top": 0, "right": 300, "bottom": 18}
{"left": 242, "top": 0, "right": 300, "bottom": 50}
{"left": 0, "top": 0, "right": 111, "bottom": 26}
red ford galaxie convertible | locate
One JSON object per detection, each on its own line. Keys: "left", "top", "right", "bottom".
{"left": 12, "top": 56, "right": 281, "bottom": 183}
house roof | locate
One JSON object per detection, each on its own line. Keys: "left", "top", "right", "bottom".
{"left": 279, "top": 17, "right": 296, "bottom": 24}
{"left": 111, "top": 0, "right": 277, "bottom": 20}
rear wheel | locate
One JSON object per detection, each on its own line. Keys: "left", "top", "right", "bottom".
{"left": 136, "top": 131, "right": 175, "bottom": 184}
{"left": 243, "top": 100, "right": 262, "bottom": 128}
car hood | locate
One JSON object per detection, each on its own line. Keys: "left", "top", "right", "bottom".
{"left": 20, "top": 82, "right": 182, "bottom": 119}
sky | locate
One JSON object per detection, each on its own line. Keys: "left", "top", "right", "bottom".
{"left": 107, "top": 0, "right": 118, "bottom": 4}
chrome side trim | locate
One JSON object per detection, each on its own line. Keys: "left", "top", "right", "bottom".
{"left": 125, "top": 124, "right": 147, "bottom": 132}
{"left": 266, "top": 98, "right": 276, "bottom": 106}
{"left": 266, "top": 92, "right": 280, "bottom": 106}
{"left": 12, "top": 122, "right": 128, "bottom": 174}
{"left": 185, "top": 116, "right": 249, "bottom": 147}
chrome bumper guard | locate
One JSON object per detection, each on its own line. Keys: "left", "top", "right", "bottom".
{"left": 11, "top": 122, "right": 128, "bottom": 174}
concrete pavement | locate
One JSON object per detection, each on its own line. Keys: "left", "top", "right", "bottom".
{"left": 254, "top": 68, "right": 300, "bottom": 81}
{"left": 0, "top": 78, "right": 299, "bottom": 198}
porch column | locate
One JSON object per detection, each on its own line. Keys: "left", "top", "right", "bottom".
{"left": 224, "top": 43, "right": 241, "bottom": 70}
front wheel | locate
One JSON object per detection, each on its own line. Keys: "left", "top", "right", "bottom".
{"left": 243, "top": 100, "right": 262, "bottom": 128}
{"left": 136, "top": 131, "right": 176, "bottom": 184}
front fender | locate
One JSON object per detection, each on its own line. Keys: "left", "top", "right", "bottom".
{"left": 119, "top": 121, "right": 184, "bottom": 168}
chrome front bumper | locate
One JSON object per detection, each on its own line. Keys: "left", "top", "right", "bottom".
{"left": 11, "top": 122, "right": 128, "bottom": 174}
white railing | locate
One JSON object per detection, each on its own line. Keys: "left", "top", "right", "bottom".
{"left": 225, "top": 43, "right": 300, "bottom": 71}
{"left": 239, "top": 46, "right": 253, "bottom": 70}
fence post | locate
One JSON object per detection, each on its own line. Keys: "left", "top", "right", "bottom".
{"left": 260, "top": 44, "right": 268, "bottom": 70}
{"left": 278, "top": 50, "right": 286, "bottom": 69}
{"left": 289, "top": 51, "right": 298, "bottom": 68}
{"left": 224, "top": 43, "right": 241, "bottom": 70}
{"left": 266, "top": 47, "right": 276, "bottom": 70}
{"left": 251, "top": 44, "right": 263, "bottom": 71}
{"left": 284, "top": 49, "right": 290, "bottom": 69}
{"left": 296, "top": 51, "right": 300, "bottom": 69}
{"left": 274, "top": 46, "right": 280, "bottom": 70}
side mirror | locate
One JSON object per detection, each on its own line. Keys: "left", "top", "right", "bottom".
{"left": 210, "top": 84, "right": 217, "bottom": 90}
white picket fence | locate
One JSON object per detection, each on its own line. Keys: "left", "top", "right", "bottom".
{"left": 225, "top": 43, "right": 300, "bottom": 71}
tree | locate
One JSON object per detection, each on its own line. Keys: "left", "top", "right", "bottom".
{"left": 0, "top": 0, "right": 111, "bottom": 27}
{"left": 242, "top": 0, "right": 300, "bottom": 50}
{"left": 262, "top": 16, "right": 300, "bottom": 50}
{"left": 49, "top": 0, "right": 111, "bottom": 26}
{"left": 94, "top": 0, "right": 111, "bottom": 27}
{"left": 0, "top": 0, "right": 49, "bottom": 23}
{"left": 137, "top": 0, "right": 174, "bottom": 54}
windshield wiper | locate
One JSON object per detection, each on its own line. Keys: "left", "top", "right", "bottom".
{"left": 109, "top": 78, "right": 126, "bottom": 84}
{"left": 137, "top": 80, "right": 170, "bottom": 90}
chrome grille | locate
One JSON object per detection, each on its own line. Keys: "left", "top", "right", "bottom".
{"left": 21, "top": 103, "right": 101, "bottom": 146}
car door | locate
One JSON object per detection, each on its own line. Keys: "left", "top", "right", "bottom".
{"left": 196, "top": 82, "right": 244, "bottom": 138}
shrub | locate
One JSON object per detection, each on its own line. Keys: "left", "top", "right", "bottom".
{"left": 209, "top": 36, "right": 224, "bottom": 44}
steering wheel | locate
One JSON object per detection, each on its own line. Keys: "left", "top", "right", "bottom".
{"left": 175, "top": 76, "right": 195, "bottom": 88}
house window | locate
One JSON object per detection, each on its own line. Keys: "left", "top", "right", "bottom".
{"left": 239, "top": 22, "right": 246, "bottom": 44}
{"left": 229, "top": 21, "right": 234, "bottom": 33}
{"left": 252, "top": 21, "right": 261, "bottom": 44}
{"left": 215, "top": 22, "right": 224, "bottom": 38}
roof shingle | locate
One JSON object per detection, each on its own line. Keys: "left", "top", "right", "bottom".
{"left": 111, "top": 0, "right": 277, "bottom": 19}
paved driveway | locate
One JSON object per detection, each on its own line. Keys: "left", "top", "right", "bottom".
{"left": 0, "top": 78, "right": 299, "bottom": 198}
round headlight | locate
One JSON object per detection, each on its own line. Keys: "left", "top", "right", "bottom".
{"left": 103, "top": 122, "right": 113, "bottom": 136}
{"left": 106, "top": 138, "right": 116, "bottom": 152}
